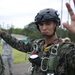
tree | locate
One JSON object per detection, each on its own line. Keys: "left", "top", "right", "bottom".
{"left": 22, "top": 22, "right": 42, "bottom": 39}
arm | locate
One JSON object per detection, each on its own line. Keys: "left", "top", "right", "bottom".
{"left": 0, "top": 31, "right": 32, "bottom": 53}
{"left": 67, "top": 47, "right": 75, "bottom": 69}
{"left": 56, "top": 43, "right": 75, "bottom": 75}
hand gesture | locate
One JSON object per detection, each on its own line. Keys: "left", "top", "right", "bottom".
{"left": 63, "top": 0, "right": 75, "bottom": 34}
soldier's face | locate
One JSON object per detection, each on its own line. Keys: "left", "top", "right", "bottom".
{"left": 38, "top": 20, "right": 57, "bottom": 37}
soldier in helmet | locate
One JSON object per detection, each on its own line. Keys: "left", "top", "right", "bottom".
{"left": 0, "top": 0, "right": 75, "bottom": 75}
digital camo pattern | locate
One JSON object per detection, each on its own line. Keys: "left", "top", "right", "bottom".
{"left": 0, "top": 55, "right": 5, "bottom": 75}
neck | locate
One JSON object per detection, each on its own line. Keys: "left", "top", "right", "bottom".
{"left": 44, "top": 34, "right": 58, "bottom": 46}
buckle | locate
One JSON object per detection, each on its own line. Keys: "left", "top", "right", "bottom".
{"left": 47, "top": 73, "right": 54, "bottom": 75}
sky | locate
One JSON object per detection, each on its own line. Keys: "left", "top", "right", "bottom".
{"left": 0, "top": 0, "right": 74, "bottom": 29}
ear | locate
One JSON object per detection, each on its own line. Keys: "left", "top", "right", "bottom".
{"left": 56, "top": 23, "right": 59, "bottom": 28}
{"left": 54, "top": 23, "right": 59, "bottom": 29}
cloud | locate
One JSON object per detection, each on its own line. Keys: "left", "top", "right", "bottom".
{"left": 0, "top": 0, "right": 74, "bottom": 28}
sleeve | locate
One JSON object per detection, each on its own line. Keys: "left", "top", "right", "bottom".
{"left": 1, "top": 39, "right": 7, "bottom": 45}
{"left": 0, "top": 32, "right": 33, "bottom": 53}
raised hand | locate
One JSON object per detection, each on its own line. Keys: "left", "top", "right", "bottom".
{"left": 63, "top": 0, "right": 75, "bottom": 34}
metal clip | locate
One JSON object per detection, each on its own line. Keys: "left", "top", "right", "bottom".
{"left": 41, "top": 57, "right": 49, "bottom": 72}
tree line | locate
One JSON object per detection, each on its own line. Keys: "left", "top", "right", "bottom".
{"left": 3, "top": 22, "right": 75, "bottom": 42}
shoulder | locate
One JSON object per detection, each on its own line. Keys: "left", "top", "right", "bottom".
{"left": 58, "top": 42, "right": 75, "bottom": 48}
{"left": 30, "top": 39, "right": 44, "bottom": 44}
{"left": 57, "top": 42, "right": 75, "bottom": 54}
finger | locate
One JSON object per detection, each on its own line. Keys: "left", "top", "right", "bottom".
{"left": 66, "top": 3, "right": 74, "bottom": 16}
{"left": 73, "top": 0, "right": 75, "bottom": 6}
{"left": 62, "top": 23, "right": 71, "bottom": 30}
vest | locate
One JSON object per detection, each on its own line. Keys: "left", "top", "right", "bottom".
{"left": 29, "top": 39, "right": 75, "bottom": 75}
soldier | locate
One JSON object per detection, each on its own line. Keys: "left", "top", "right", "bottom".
{"left": 1, "top": 39, "right": 14, "bottom": 75}
{"left": 0, "top": 0, "right": 75, "bottom": 75}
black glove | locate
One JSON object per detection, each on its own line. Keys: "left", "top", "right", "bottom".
{"left": 29, "top": 54, "right": 41, "bottom": 66}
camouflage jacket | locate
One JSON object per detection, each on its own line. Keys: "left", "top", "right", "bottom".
{"left": 0, "top": 55, "right": 5, "bottom": 75}
{"left": 1, "top": 32, "right": 75, "bottom": 75}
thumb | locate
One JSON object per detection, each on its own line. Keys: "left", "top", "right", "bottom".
{"left": 63, "top": 23, "right": 70, "bottom": 29}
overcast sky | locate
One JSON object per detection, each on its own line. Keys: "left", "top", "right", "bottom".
{"left": 0, "top": 0, "right": 74, "bottom": 29}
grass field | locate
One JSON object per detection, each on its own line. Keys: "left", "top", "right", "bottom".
{"left": 0, "top": 44, "right": 30, "bottom": 64}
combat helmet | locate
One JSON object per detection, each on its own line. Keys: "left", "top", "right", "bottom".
{"left": 34, "top": 8, "right": 60, "bottom": 29}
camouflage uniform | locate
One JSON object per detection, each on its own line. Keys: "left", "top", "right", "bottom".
{"left": 1, "top": 32, "right": 75, "bottom": 75}
{"left": 1, "top": 39, "right": 14, "bottom": 75}
{"left": 0, "top": 54, "right": 5, "bottom": 75}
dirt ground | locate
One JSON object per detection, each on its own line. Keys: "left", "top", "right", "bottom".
{"left": 5, "top": 62, "right": 32, "bottom": 75}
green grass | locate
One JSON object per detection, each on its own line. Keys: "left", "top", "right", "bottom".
{"left": 13, "top": 48, "right": 30, "bottom": 64}
{"left": 0, "top": 44, "right": 30, "bottom": 64}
